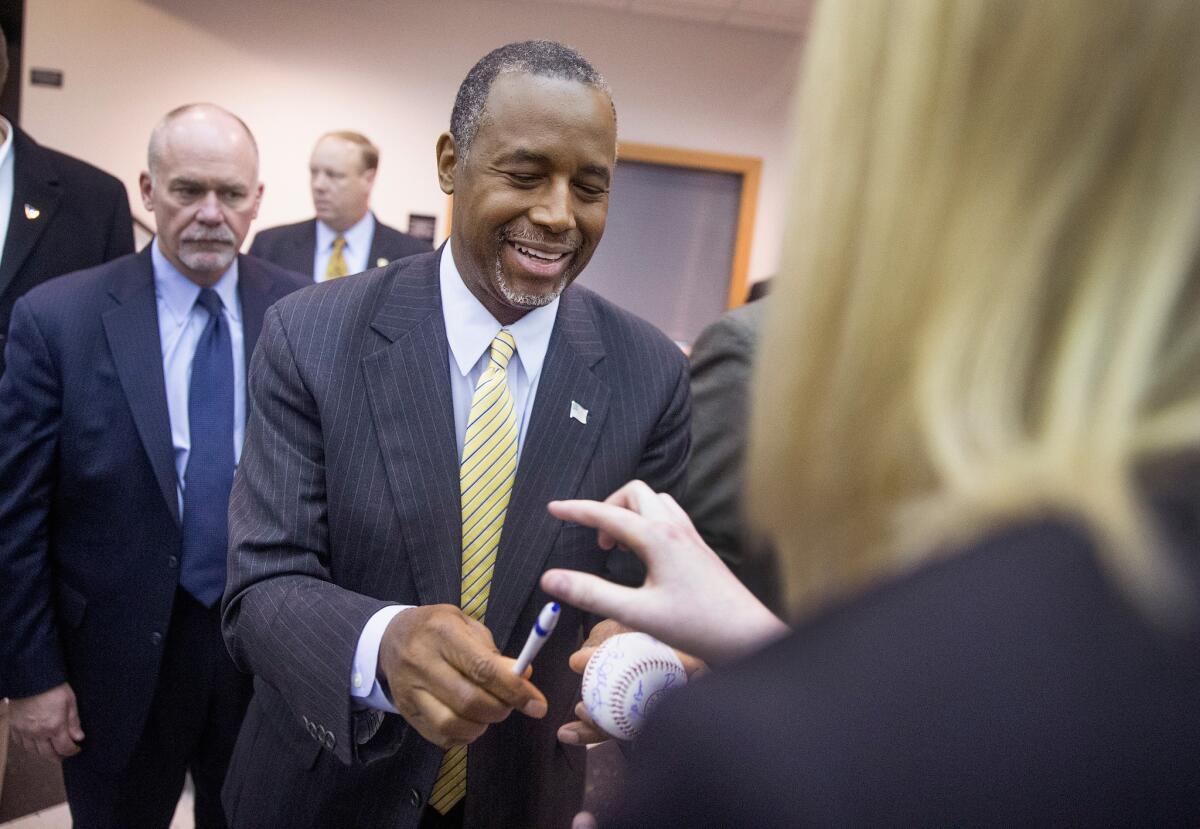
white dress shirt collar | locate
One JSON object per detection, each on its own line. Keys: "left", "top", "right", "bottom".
{"left": 316, "top": 211, "right": 375, "bottom": 256}
{"left": 0, "top": 116, "right": 14, "bottom": 167}
{"left": 0, "top": 116, "right": 16, "bottom": 270}
{"left": 438, "top": 243, "right": 558, "bottom": 382}
{"left": 151, "top": 238, "right": 241, "bottom": 324}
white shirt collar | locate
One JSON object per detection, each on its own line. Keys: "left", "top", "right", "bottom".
{"left": 439, "top": 243, "right": 558, "bottom": 381}
{"left": 316, "top": 211, "right": 375, "bottom": 254}
{"left": 0, "top": 116, "right": 14, "bottom": 167}
{"left": 151, "top": 238, "right": 241, "bottom": 324}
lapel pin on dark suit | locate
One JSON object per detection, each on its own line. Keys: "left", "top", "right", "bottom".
{"left": 570, "top": 400, "right": 588, "bottom": 424}
{"left": 376, "top": 257, "right": 389, "bottom": 267}
{"left": 24, "top": 204, "right": 41, "bottom": 220}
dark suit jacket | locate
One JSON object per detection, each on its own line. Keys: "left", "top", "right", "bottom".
{"left": 0, "top": 249, "right": 307, "bottom": 775}
{"left": 248, "top": 215, "right": 430, "bottom": 279}
{"left": 0, "top": 125, "right": 134, "bottom": 373}
{"left": 610, "top": 458, "right": 1200, "bottom": 827}
{"left": 684, "top": 299, "right": 780, "bottom": 610}
{"left": 221, "top": 249, "right": 691, "bottom": 828}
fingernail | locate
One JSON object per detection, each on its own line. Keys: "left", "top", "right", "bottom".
{"left": 523, "top": 698, "right": 548, "bottom": 718}
{"left": 558, "top": 726, "right": 580, "bottom": 744}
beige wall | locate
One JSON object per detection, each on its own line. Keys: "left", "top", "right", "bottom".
{"left": 22, "top": 0, "right": 800, "bottom": 283}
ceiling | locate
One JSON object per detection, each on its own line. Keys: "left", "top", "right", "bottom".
{"left": 539, "top": 0, "right": 809, "bottom": 36}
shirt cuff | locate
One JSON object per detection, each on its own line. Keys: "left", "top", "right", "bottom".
{"left": 351, "top": 604, "right": 411, "bottom": 713}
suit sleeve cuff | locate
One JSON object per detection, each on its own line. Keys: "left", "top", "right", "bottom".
{"left": 351, "top": 604, "right": 411, "bottom": 713}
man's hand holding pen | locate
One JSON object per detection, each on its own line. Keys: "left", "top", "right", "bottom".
{"left": 378, "top": 605, "right": 547, "bottom": 749}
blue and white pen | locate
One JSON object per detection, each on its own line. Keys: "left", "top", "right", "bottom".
{"left": 513, "top": 602, "right": 561, "bottom": 674}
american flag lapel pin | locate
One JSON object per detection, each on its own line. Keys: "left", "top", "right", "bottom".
{"left": 570, "top": 400, "right": 588, "bottom": 425}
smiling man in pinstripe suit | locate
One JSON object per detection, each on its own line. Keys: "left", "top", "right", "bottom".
{"left": 220, "top": 41, "right": 690, "bottom": 829}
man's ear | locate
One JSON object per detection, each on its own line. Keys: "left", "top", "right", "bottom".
{"left": 251, "top": 182, "right": 264, "bottom": 220}
{"left": 138, "top": 171, "right": 155, "bottom": 212}
{"left": 435, "top": 132, "right": 458, "bottom": 195}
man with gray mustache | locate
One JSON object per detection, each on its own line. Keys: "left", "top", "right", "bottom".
{"left": 0, "top": 103, "right": 307, "bottom": 827}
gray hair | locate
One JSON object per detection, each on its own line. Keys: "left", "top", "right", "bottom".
{"left": 450, "top": 40, "right": 614, "bottom": 159}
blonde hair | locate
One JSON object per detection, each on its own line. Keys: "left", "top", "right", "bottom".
{"left": 748, "top": 0, "right": 1200, "bottom": 616}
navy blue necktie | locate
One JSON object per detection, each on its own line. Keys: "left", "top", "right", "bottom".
{"left": 179, "top": 288, "right": 235, "bottom": 608}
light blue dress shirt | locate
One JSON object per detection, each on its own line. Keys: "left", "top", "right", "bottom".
{"left": 152, "top": 239, "right": 246, "bottom": 515}
{"left": 0, "top": 117, "right": 16, "bottom": 270}
{"left": 350, "top": 243, "right": 560, "bottom": 711}
{"left": 313, "top": 212, "right": 375, "bottom": 282}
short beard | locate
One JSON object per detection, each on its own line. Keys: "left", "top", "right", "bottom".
{"left": 179, "top": 246, "right": 237, "bottom": 277}
{"left": 493, "top": 259, "right": 568, "bottom": 308}
{"left": 178, "top": 229, "right": 238, "bottom": 277}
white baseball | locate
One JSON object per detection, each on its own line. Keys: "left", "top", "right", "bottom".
{"left": 581, "top": 632, "right": 687, "bottom": 741}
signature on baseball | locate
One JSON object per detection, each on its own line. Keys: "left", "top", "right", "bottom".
{"left": 581, "top": 632, "right": 687, "bottom": 740}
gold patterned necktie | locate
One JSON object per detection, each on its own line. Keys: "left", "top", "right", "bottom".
{"left": 325, "top": 236, "right": 349, "bottom": 280}
{"left": 428, "top": 329, "right": 519, "bottom": 815}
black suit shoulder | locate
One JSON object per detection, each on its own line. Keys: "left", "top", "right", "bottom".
{"left": 248, "top": 219, "right": 313, "bottom": 248}
{"left": 249, "top": 217, "right": 429, "bottom": 263}
{"left": 246, "top": 219, "right": 313, "bottom": 266}
{"left": 697, "top": 299, "right": 766, "bottom": 354}
{"left": 35, "top": 142, "right": 127, "bottom": 200}
{"left": 684, "top": 298, "right": 775, "bottom": 605}
{"left": 246, "top": 220, "right": 312, "bottom": 280}
{"left": 239, "top": 252, "right": 310, "bottom": 294}
{"left": 269, "top": 254, "right": 402, "bottom": 318}
{"left": 14, "top": 131, "right": 133, "bottom": 258}
{"left": 0, "top": 130, "right": 134, "bottom": 373}
{"left": 614, "top": 506, "right": 1200, "bottom": 827}
{"left": 370, "top": 220, "right": 431, "bottom": 261}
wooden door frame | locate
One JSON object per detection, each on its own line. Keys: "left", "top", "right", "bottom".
{"left": 614, "top": 142, "right": 761, "bottom": 309}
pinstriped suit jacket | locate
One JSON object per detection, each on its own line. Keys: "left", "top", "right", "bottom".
{"left": 221, "top": 248, "right": 691, "bottom": 828}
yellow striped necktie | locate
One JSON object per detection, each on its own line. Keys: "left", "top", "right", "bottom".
{"left": 325, "top": 236, "right": 349, "bottom": 280}
{"left": 428, "top": 329, "right": 519, "bottom": 815}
